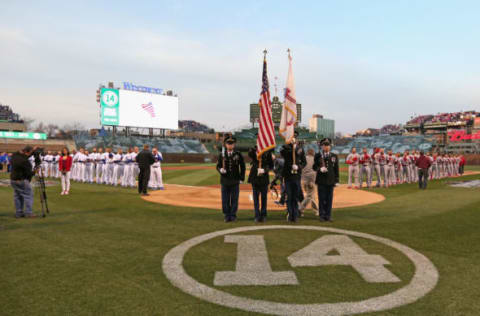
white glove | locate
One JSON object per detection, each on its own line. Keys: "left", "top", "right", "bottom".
{"left": 292, "top": 164, "right": 298, "bottom": 171}
{"left": 320, "top": 166, "right": 328, "bottom": 173}
{"left": 257, "top": 168, "right": 265, "bottom": 175}
{"left": 220, "top": 168, "right": 227, "bottom": 174}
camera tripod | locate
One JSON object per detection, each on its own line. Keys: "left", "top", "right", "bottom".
{"left": 34, "top": 166, "right": 50, "bottom": 217}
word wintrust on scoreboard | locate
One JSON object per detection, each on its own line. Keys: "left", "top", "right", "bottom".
{"left": 99, "top": 82, "right": 179, "bottom": 130}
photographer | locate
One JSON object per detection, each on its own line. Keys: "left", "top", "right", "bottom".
{"left": 59, "top": 147, "right": 72, "bottom": 195}
{"left": 10, "top": 146, "right": 36, "bottom": 218}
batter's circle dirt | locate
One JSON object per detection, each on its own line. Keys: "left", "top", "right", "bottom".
{"left": 142, "top": 184, "right": 385, "bottom": 210}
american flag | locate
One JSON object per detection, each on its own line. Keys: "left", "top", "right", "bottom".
{"left": 256, "top": 56, "right": 276, "bottom": 159}
{"left": 141, "top": 102, "right": 155, "bottom": 117}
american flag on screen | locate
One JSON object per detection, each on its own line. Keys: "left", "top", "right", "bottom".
{"left": 141, "top": 102, "right": 155, "bottom": 117}
{"left": 256, "top": 56, "right": 276, "bottom": 159}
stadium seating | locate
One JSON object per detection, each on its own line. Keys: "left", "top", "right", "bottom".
{"left": 0, "top": 104, "right": 23, "bottom": 123}
{"left": 74, "top": 132, "right": 209, "bottom": 154}
{"left": 332, "top": 135, "right": 435, "bottom": 154}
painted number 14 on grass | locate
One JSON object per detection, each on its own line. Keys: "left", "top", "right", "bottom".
{"left": 214, "top": 234, "right": 400, "bottom": 287}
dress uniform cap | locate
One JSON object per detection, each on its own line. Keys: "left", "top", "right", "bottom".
{"left": 320, "top": 138, "right": 332, "bottom": 146}
{"left": 224, "top": 136, "right": 237, "bottom": 144}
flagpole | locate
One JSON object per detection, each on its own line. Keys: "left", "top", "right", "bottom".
{"left": 258, "top": 49, "right": 268, "bottom": 171}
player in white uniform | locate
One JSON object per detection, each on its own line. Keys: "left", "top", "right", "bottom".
{"left": 129, "top": 147, "right": 140, "bottom": 187}
{"left": 77, "top": 148, "right": 87, "bottom": 182}
{"left": 52, "top": 151, "right": 61, "bottom": 178}
{"left": 358, "top": 148, "right": 372, "bottom": 188}
{"left": 346, "top": 147, "right": 360, "bottom": 189}
{"left": 149, "top": 147, "right": 164, "bottom": 190}
{"left": 111, "top": 148, "right": 124, "bottom": 186}
{"left": 95, "top": 148, "right": 104, "bottom": 184}
{"left": 121, "top": 148, "right": 133, "bottom": 187}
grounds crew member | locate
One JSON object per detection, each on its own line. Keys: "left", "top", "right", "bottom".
{"left": 248, "top": 145, "right": 273, "bottom": 223}
{"left": 359, "top": 147, "right": 372, "bottom": 188}
{"left": 10, "top": 146, "right": 36, "bottom": 218}
{"left": 280, "top": 133, "right": 306, "bottom": 223}
{"left": 346, "top": 147, "right": 360, "bottom": 188}
{"left": 149, "top": 147, "right": 165, "bottom": 190}
{"left": 416, "top": 150, "right": 432, "bottom": 189}
{"left": 216, "top": 136, "right": 245, "bottom": 223}
{"left": 136, "top": 144, "right": 155, "bottom": 196}
{"left": 313, "top": 138, "right": 339, "bottom": 222}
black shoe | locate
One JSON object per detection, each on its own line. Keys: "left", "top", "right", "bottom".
{"left": 254, "top": 218, "right": 260, "bottom": 223}
{"left": 224, "top": 218, "right": 230, "bottom": 223}
{"left": 327, "top": 218, "right": 334, "bottom": 222}
{"left": 319, "top": 217, "right": 326, "bottom": 222}
{"left": 141, "top": 193, "right": 150, "bottom": 196}
{"left": 231, "top": 217, "right": 237, "bottom": 222}
{"left": 261, "top": 216, "right": 266, "bottom": 223}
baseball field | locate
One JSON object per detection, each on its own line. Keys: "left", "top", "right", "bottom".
{"left": 1, "top": 163, "right": 480, "bottom": 315}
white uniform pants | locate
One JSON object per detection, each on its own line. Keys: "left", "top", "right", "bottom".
{"left": 112, "top": 164, "right": 124, "bottom": 186}
{"left": 122, "top": 164, "right": 132, "bottom": 187}
{"left": 149, "top": 165, "right": 164, "bottom": 189}
{"left": 61, "top": 171, "right": 71, "bottom": 192}
{"left": 96, "top": 163, "right": 104, "bottom": 183}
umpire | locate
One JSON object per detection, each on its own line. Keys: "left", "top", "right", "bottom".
{"left": 313, "top": 138, "right": 339, "bottom": 222}
{"left": 136, "top": 144, "right": 154, "bottom": 196}
{"left": 10, "top": 146, "right": 36, "bottom": 218}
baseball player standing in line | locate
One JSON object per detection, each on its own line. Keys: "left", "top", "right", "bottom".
{"left": 372, "top": 148, "right": 382, "bottom": 187}
{"left": 149, "top": 147, "right": 164, "bottom": 190}
{"left": 359, "top": 147, "right": 372, "bottom": 188}
{"left": 385, "top": 150, "right": 396, "bottom": 187}
{"left": 121, "top": 148, "right": 133, "bottom": 187}
{"left": 83, "top": 150, "right": 92, "bottom": 183}
{"left": 346, "top": 147, "right": 360, "bottom": 189}
{"left": 395, "top": 152, "right": 403, "bottom": 184}
{"left": 95, "top": 148, "right": 104, "bottom": 184}
{"left": 112, "top": 148, "right": 124, "bottom": 186}
{"left": 129, "top": 147, "right": 140, "bottom": 188}
{"left": 77, "top": 148, "right": 87, "bottom": 182}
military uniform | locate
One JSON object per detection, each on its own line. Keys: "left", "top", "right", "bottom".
{"left": 280, "top": 142, "right": 306, "bottom": 222}
{"left": 216, "top": 137, "right": 245, "bottom": 222}
{"left": 247, "top": 147, "right": 273, "bottom": 222}
{"left": 313, "top": 138, "right": 339, "bottom": 222}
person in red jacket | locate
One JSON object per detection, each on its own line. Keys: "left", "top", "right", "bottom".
{"left": 415, "top": 151, "right": 432, "bottom": 189}
{"left": 59, "top": 147, "right": 73, "bottom": 195}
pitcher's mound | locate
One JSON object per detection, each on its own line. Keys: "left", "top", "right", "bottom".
{"left": 142, "top": 184, "right": 385, "bottom": 210}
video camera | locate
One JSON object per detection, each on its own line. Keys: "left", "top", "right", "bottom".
{"left": 32, "top": 147, "right": 44, "bottom": 169}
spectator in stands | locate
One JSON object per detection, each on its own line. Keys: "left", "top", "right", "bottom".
{"left": 10, "top": 146, "right": 35, "bottom": 218}
{"left": 415, "top": 151, "right": 432, "bottom": 189}
{"left": 59, "top": 147, "right": 72, "bottom": 195}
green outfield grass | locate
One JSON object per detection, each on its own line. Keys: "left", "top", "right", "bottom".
{"left": 1, "top": 165, "right": 480, "bottom": 315}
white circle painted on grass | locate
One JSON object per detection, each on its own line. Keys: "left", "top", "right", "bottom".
{"left": 162, "top": 225, "right": 439, "bottom": 315}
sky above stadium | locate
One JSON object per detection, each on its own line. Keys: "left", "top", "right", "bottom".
{"left": 1, "top": 0, "right": 479, "bottom": 133}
